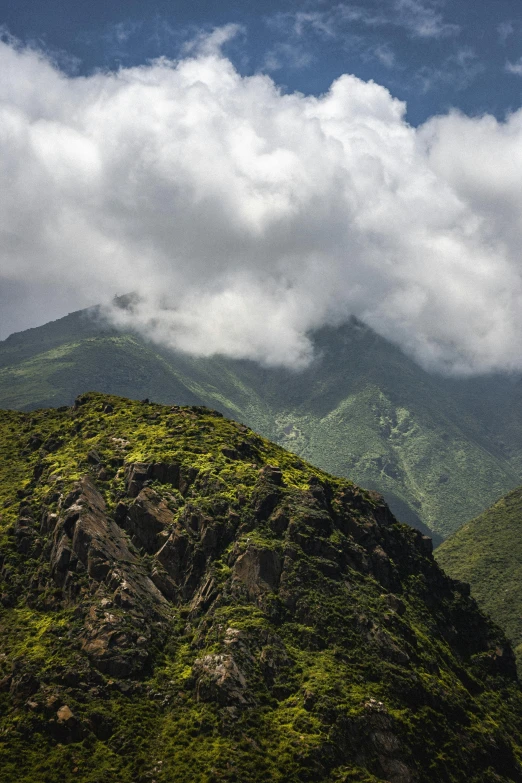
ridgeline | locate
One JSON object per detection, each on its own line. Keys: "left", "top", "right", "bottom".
{"left": 2, "top": 308, "right": 522, "bottom": 541}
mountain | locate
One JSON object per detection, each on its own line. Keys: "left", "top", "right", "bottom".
{"left": 1, "top": 307, "right": 521, "bottom": 540}
{"left": 1, "top": 392, "right": 522, "bottom": 782}
{"left": 436, "top": 487, "right": 522, "bottom": 671}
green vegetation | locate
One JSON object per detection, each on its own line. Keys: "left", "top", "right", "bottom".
{"left": 0, "top": 393, "right": 522, "bottom": 782}
{"left": 2, "top": 309, "right": 521, "bottom": 539}
{"left": 436, "top": 486, "right": 522, "bottom": 671}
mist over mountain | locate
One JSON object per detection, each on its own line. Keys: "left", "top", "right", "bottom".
{"left": 3, "top": 306, "right": 522, "bottom": 541}
{"left": 4, "top": 35, "right": 522, "bottom": 374}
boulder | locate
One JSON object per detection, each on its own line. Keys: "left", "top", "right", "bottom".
{"left": 192, "top": 653, "right": 252, "bottom": 706}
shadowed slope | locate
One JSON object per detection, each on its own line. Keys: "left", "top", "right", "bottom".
{"left": 436, "top": 486, "right": 522, "bottom": 671}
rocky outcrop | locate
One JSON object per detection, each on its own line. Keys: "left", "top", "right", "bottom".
{"left": 49, "top": 476, "right": 130, "bottom": 584}
{"left": 232, "top": 546, "right": 282, "bottom": 601}
{"left": 43, "top": 475, "right": 169, "bottom": 676}
{"left": 192, "top": 652, "right": 251, "bottom": 706}
{"left": 125, "top": 461, "right": 196, "bottom": 498}
{"left": 49, "top": 476, "right": 165, "bottom": 608}
{"left": 124, "top": 487, "right": 173, "bottom": 553}
{"left": 1, "top": 393, "right": 522, "bottom": 783}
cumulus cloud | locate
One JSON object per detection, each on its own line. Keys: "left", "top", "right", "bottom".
{"left": 2, "top": 33, "right": 522, "bottom": 373}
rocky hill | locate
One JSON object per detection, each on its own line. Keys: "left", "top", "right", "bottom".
{"left": 1, "top": 393, "right": 522, "bottom": 782}
{"left": 1, "top": 308, "right": 521, "bottom": 540}
{"left": 436, "top": 487, "right": 522, "bottom": 672}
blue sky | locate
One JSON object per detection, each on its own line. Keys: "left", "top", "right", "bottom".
{"left": 2, "top": 0, "right": 522, "bottom": 125}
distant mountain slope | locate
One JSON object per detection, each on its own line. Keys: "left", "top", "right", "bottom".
{"left": 0, "top": 308, "right": 520, "bottom": 539}
{"left": 436, "top": 487, "right": 522, "bottom": 668}
{"left": 1, "top": 393, "right": 522, "bottom": 783}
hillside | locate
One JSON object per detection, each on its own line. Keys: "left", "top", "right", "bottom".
{"left": 1, "top": 393, "right": 522, "bottom": 782}
{"left": 436, "top": 487, "right": 522, "bottom": 670}
{"left": 0, "top": 309, "right": 520, "bottom": 540}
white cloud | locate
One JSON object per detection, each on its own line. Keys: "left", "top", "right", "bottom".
{"left": 263, "top": 42, "right": 314, "bottom": 73}
{"left": 269, "top": 1, "right": 459, "bottom": 43}
{"left": 498, "top": 21, "right": 515, "bottom": 43}
{"left": 181, "top": 23, "right": 245, "bottom": 57}
{"left": 372, "top": 44, "right": 396, "bottom": 68}
{"left": 392, "top": 0, "right": 459, "bottom": 39}
{"left": 506, "top": 57, "right": 522, "bottom": 76}
{"left": 2, "top": 34, "right": 522, "bottom": 374}
{"left": 416, "top": 47, "right": 484, "bottom": 93}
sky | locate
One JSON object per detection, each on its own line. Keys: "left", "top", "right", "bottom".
{"left": 2, "top": 0, "right": 522, "bottom": 374}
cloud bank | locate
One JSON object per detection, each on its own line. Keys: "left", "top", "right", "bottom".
{"left": 2, "top": 35, "right": 522, "bottom": 374}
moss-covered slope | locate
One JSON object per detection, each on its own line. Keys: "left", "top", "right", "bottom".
{"left": 1, "top": 310, "right": 520, "bottom": 540}
{"left": 436, "top": 487, "right": 522, "bottom": 671}
{"left": 1, "top": 393, "right": 522, "bottom": 782}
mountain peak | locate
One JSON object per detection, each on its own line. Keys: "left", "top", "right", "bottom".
{"left": 1, "top": 394, "right": 522, "bottom": 781}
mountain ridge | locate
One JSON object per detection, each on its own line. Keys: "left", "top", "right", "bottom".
{"left": 1, "top": 308, "right": 521, "bottom": 540}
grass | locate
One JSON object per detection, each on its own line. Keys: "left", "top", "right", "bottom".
{"left": 436, "top": 486, "right": 522, "bottom": 671}
{"left": 0, "top": 393, "right": 521, "bottom": 780}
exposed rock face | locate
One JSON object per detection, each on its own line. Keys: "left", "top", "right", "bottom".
{"left": 125, "top": 487, "right": 173, "bottom": 553}
{"left": 232, "top": 546, "right": 282, "bottom": 601}
{"left": 45, "top": 474, "right": 168, "bottom": 677}
{"left": 0, "top": 393, "right": 522, "bottom": 783}
{"left": 192, "top": 652, "right": 251, "bottom": 706}
{"left": 125, "top": 461, "right": 192, "bottom": 498}
{"left": 51, "top": 476, "right": 133, "bottom": 584}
